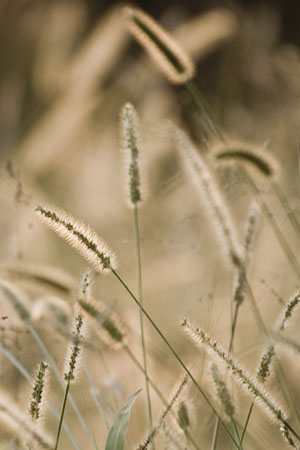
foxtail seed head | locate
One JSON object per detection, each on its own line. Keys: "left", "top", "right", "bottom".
{"left": 35, "top": 205, "right": 118, "bottom": 274}
{"left": 257, "top": 344, "right": 275, "bottom": 384}
{"left": 124, "top": 7, "right": 195, "bottom": 84}
{"left": 120, "top": 102, "right": 145, "bottom": 207}
{"left": 210, "top": 363, "right": 235, "bottom": 419}
{"left": 28, "top": 361, "right": 49, "bottom": 422}
{"left": 64, "top": 308, "right": 85, "bottom": 384}
{"left": 277, "top": 292, "right": 300, "bottom": 331}
{"left": 212, "top": 143, "right": 279, "bottom": 179}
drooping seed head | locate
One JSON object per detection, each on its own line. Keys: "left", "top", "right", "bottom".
{"left": 212, "top": 142, "right": 279, "bottom": 179}
{"left": 124, "top": 7, "right": 195, "bottom": 84}
{"left": 35, "top": 204, "right": 118, "bottom": 274}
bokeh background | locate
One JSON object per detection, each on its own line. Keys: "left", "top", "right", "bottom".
{"left": 1, "top": 1, "right": 300, "bottom": 449}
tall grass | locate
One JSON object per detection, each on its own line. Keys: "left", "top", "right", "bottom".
{"left": 0, "top": 3, "right": 300, "bottom": 450}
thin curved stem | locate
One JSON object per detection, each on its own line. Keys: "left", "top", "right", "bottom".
{"left": 111, "top": 268, "right": 240, "bottom": 449}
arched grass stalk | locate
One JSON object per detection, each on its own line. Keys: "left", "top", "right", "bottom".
{"left": 120, "top": 102, "right": 154, "bottom": 441}
{"left": 124, "top": 6, "right": 222, "bottom": 141}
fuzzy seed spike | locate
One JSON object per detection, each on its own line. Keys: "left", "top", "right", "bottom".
{"left": 278, "top": 292, "right": 300, "bottom": 331}
{"left": 35, "top": 205, "right": 118, "bottom": 274}
{"left": 257, "top": 344, "right": 275, "bottom": 384}
{"left": 211, "top": 363, "right": 235, "bottom": 419}
{"left": 124, "top": 7, "right": 195, "bottom": 84}
{"left": 212, "top": 143, "right": 279, "bottom": 178}
{"left": 64, "top": 308, "right": 85, "bottom": 384}
{"left": 120, "top": 102, "right": 144, "bottom": 207}
{"left": 28, "top": 360, "right": 49, "bottom": 422}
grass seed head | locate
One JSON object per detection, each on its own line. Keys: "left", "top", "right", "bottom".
{"left": 28, "top": 360, "right": 49, "bottom": 422}
{"left": 64, "top": 308, "right": 85, "bottom": 384}
{"left": 120, "top": 102, "right": 145, "bottom": 207}
{"left": 212, "top": 142, "right": 280, "bottom": 179}
{"left": 35, "top": 204, "right": 118, "bottom": 274}
{"left": 124, "top": 7, "right": 195, "bottom": 84}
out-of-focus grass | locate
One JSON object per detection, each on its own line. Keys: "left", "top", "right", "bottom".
{"left": 0, "top": 2, "right": 300, "bottom": 449}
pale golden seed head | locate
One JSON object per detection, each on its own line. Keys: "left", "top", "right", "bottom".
{"left": 124, "top": 7, "right": 195, "bottom": 84}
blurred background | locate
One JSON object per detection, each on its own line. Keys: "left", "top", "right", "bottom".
{"left": 0, "top": 0, "right": 300, "bottom": 449}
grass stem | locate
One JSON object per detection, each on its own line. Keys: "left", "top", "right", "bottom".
{"left": 111, "top": 268, "right": 240, "bottom": 449}
{"left": 54, "top": 382, "right": 71, "bottom": 450}
{"left": 133, "top": 205, "right": 154, "bottom": 443}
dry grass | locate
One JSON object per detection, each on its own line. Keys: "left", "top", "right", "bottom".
{"left": 0, "top": 2, "right": 300, "bottom": 449}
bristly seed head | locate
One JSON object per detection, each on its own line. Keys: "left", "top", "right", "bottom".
{"left": 28, "top": 361, "right": 49, "bottom": 422}
{"left": 78, "top": 299, "right": 128, "bottom": 350}
{"left": 212, "top": 143, "right": 279, "bottom": 179}
{"left": 120, "top": 102, "right": 144, "bottom": 207}
{"left": 210, "top": 363, "right": 235, "bottom": 419}
{"left": 257, "top": 344, "right": 275, "bottom": 383}
{"left": 79, "top": 269, "right": 93, "bottom": 302}
{"left": 124, "top": 7, "right": 195, "bottom": 84}
{"left": 64, "top": 309, "right": 85, "bottom": 383}
{"left": 35, "top": 204, "right": 118, "bottom": 274}
{"left": 277, "top": 292, "right": 300, "bottom": 331}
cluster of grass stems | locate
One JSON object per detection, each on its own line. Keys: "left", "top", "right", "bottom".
{"left": 1, "top": 5, "right": 300, "bottom": 450}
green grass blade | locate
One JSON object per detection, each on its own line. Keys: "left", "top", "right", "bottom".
{"left": 105, "top": 389, "right": 141, "bottom": 450}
